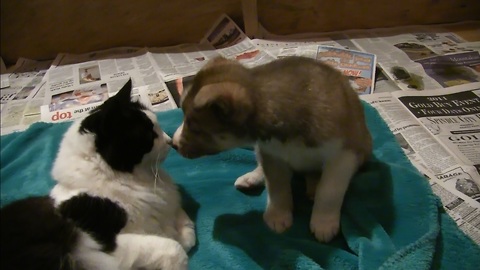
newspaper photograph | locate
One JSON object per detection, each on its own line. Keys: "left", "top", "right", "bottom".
{"left": 200, "top": 14, "right": 249, "bottom": 49}
{"left": 316, "top": 46, "right": 377, "bottom": 95}
{"left": 201, "top": 14, "right": 277, "bottom": 68}
{"left": 350, "top": 26, "right": 480, "bottom": 91}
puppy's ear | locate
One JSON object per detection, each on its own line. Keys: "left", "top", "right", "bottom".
{"left": 193, "top": 82, "right": 253, "bottom": 124}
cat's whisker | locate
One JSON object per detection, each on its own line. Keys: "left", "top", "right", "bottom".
{"left": 151, "top": 152, "right": 162, "bottom": 194}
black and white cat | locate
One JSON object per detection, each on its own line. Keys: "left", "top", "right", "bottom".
{"left": 0, "top": 80, "right": 195, "bottom": 270}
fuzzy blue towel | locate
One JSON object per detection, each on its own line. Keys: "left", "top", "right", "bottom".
{"left": 1, "top": 104, "right": 479, "bottom": 270}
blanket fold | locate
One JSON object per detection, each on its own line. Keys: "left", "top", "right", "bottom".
{"left": 1, "top": 104, "right": 479, "bottom": 269}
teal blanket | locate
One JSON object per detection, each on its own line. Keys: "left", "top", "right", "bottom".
{"left": 1, "top": 104, "right": 479, "bottom": 269}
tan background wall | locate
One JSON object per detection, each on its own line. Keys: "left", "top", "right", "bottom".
{"left": 255, "top": 0, "right": 480, "bottom": 35}
{"left": 2, "top": 0, "right": 479, "bottom": 65}
{"left": 1, "top": 0, "right": 244, "bottom": 64}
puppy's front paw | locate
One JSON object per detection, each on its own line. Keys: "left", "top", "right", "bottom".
{"left": 234, "top": 171, "right": 264, "bottom": 190}
{"left": 310, "top": 212, "right": 340, "bottom": 243}
{"left": 263, "top": 205, "right": 292, "bottom": 233}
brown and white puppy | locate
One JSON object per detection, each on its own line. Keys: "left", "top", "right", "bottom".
{"left": 172, "top": 56, "right": 372, "bottom": 242}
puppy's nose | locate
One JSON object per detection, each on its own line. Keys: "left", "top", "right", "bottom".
{"left": 171, "top": 143, "right": 178, "bottom": 151}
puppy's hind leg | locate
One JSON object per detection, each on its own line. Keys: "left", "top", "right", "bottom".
{"left": 310, "top": 150, "right": 359, "bottom": 243}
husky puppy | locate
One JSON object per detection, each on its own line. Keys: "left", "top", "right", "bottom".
{"left": 172, "top": 56, "right": 372, "bottom": 242}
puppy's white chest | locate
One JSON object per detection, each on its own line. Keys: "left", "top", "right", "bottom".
{"left": 258, "top": 139, "right": 342, "bottom": 171}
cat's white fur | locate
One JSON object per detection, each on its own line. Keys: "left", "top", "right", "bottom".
{"left": 50, "top": 110, "right": 194, "bottom": 270}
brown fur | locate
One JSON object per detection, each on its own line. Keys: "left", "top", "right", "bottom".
{"left": 175, "top": 56, "right": 371, "bottom": 162}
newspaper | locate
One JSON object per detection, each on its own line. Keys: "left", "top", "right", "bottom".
{"left": 350, "top": 25, "right": 480, "bottom": 91}
{"left": 52, "top": 47, "right": 145, "bottom": 67}
{"left": 148, "top": 14, "right": 278, "bottom": 84}
{"left": 361, "top": 83, "right": 480, "bottom": 244}
{"left": 1, "top": 57, "right": 9, "bottom": 89}
{"left": 148, "top": 43, "right": 220, "bottom": 82}
{"left": 40, "top": 48, "right": 177, "bottom": 123}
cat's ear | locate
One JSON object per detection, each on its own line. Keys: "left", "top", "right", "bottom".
{"left": 114, "top": 79, "right": 132, "bottom": 103}
{"left": 193, "top": 82, "right": 253, "bottom": 124}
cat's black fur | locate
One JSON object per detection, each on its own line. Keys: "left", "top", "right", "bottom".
{"left": 79, "top": 79, "right": 159, "bottom": 172}
{"left": 1, "top": 195, "right": 126, "bottom": 270}
{"left": 58, "top": 193, "right": 128, "bottom": 252}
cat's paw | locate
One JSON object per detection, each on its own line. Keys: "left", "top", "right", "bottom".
{"left": 234, "top": 171, "right": 264, "bottom": 190}
{"left": 178, "top": 222, "right": 196, "bottom": 252}
{"left": 310, "top": 212, "right": 340, "bottom": 243}
{"left": 154, "top": 241, "right": 189, "bottom": 270}
{"left": 263, "top": 205, "right": 292, "bottom": 233}
{"left": 115, "top": 235, "right": 188, "bottom": 270}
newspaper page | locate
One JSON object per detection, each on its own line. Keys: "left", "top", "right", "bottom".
{"left": 350, "top": 25, "right": 480, "bottom": 91}
{"left": 40, "top": 49, "right": 177, "bottom": 123}
{"left": 392, "top": 83, "right": 480, "bottom": 179}
{"left": 148, "top": 43, "right": 220, "bottom": 82}
{"left": 52, "top": 47, "right": 144, "bottom": 67}
{"left": 1, "top": 58, "right": 52, "bottom": 135}
{"left": 361, "top": 88, "right": 480, "bottom": 244}
{"left": 253, "top": 23, "right": 365, "bottom": 57}
{"left": 1, "top": 57, "right": 9, "bottom": 89}
{"left": 149, "top": 14, "right": 277, "bottom": 87}
{"left": 256, "top": 42, "right": 379, "bottom": 95}
{"left": 253, "top": 39, "right": 341, "bottom": 59}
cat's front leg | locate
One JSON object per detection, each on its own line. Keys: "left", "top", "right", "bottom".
{"left": 260, "top": 152, "right": 293, "bottom": 233}
{"left": 113, "top": 233, "right": 188, "bottom": 270}
{"left": 176, "top": 209, "right": 196, "bottom": 252}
